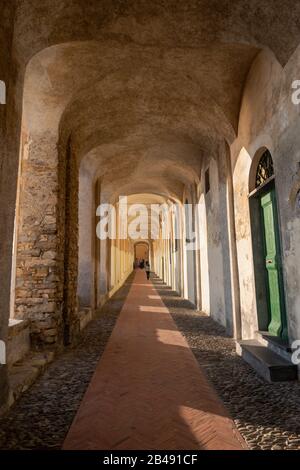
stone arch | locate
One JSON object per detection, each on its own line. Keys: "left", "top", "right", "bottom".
{"left": 9, "top": 31, "right": 257, "bottom": 344}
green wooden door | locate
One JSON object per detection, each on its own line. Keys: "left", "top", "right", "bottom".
{"left": 260, "top": 189, "right": 288, "bottom": 340}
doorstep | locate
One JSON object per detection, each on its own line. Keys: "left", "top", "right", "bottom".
{"left": 236, "top": 339, "right": 298, "bottom": 383}
{"left": 254, "top": 330, "right": 292, "bottom": 361}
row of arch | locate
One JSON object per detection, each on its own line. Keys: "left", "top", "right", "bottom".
{"left": 6, "top": 138, "right": 291, "bottom": 347}
{"left": 0, "top": 1, "right": 300, "bottom": 415}
{"left": 62, "top": 145, "right": 289, "bottom": 347}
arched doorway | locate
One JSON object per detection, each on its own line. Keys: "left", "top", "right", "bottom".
{"left": 249, "top": 149, "right": 288, "bottom": 341}
{"left": 134, "top": 242, "right": 149, "bottom": 265}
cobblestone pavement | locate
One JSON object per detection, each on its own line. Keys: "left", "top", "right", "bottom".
{"left": 152, "top": 279, "right": 300, "bottom": 450}
{"left": 0, "top": 277, "right": 132, "bottom": 450}
{"left": 1, "top": 273, "right": 299, "bottom": 450}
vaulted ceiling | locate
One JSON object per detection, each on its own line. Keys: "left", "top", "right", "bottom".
{"left": 17, "top": 0, "right": 300, "bottom": 201}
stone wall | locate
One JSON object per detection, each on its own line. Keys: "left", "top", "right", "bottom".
{"left": 14, "top": 133, "right": 80, "bottom": 349}
{"left": 14, "top": 134, "right": 61, "bottom": 348}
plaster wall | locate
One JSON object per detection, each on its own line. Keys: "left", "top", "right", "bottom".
{"left": 199, "top": 156, "right": 227, "bottom": 327}
{"left": 199, "top": 193, "right": 210, "bottom": 313}
{"left": 78, "top": 164, "right": 95, "bottom": 308}
{"left": 231, "top": 47, "right": 300, "bottom": 342}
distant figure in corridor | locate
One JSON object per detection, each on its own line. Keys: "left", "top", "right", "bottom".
{"left": 145, "top": 260, "right": 150, "bottom": 280}
{"left": 139, "top": 259, "right": 145, "bottom": 269}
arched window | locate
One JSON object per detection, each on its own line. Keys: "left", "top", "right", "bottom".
{"left": 255, "top": 149, "right": 274, "bottom": 188}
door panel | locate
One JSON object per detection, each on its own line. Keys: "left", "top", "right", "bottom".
{"left": 260, "top": 189, "right": 288, "bottom": 340}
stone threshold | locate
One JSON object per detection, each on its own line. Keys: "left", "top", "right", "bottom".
{"left": 236, "top": 339, "right": 298, "bottom": 382}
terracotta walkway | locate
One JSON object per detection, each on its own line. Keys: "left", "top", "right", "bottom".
{"left": 63, "top": 270, "right": 246, "bottom": 450}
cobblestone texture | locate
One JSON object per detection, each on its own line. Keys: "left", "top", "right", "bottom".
{"left": 153, "top": 280, "right": 300, "bottom": 451}
{"left": 1, "top": 274, "right": 299, "bottom": 450}
{"left": 0, "top": 278, "right": 132, "bottom": 450}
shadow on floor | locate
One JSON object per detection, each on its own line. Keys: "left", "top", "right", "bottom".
{"left": 63, "top": 269, "right": 242, "bottom": 451}
{"left": 0, "top": 273, "right": 136, "bottom": 450}
{"left": 153, "top": 276, "right": 300, "bottom": 445}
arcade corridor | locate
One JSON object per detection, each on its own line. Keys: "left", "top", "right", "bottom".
{"left": 63, "top": 269, "right": 245, "bottom": 450}
{"left": 1, "top": 0, "right": 300, "bottom": 453}
{"left": 1, "top": 270, "right": 300, "bottom": 450}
